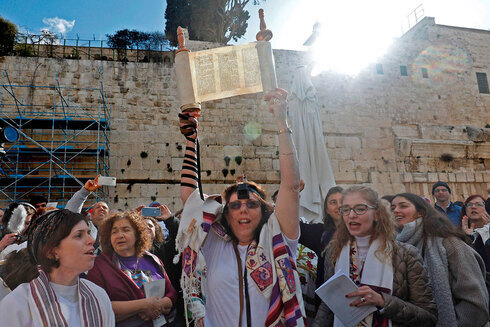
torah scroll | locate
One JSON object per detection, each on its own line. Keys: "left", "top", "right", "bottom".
{"left": 175, "top": 41, "right": 277, "bottom": 106}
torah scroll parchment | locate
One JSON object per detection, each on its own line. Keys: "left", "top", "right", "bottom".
{"left": 175, "top": 41, "right": 277, "bottom": 107}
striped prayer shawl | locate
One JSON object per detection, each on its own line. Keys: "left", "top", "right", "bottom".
{"left": 177, "top": 189, "right": 306, "bottom": 327}
{"left": 29, "top": 270, "right": 104, "bottom": 327}
{"left": 204, "top": 199, "right": 305, "bottom": 326}
{"left": 266, "top": 234, "right": 304, "bottom": 326}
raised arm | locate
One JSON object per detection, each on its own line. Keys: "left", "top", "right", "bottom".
{"left": 265, "top": 89, "right": 301, "bottom": 240}
{"left": 178, "top": 113, "right": 199, "bottom": 205}
{"left": 65, "top": 176, "right": 101, "bottom": 213}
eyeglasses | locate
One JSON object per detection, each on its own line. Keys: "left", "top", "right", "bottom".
{"left": 339, "top": 204, "right": 377, "bottom": 216}
{"left": 466, "top": 202, "right": 485, "bottom": 208}
{"left": 228, "top": 200, "right": 261, "bottom": 211}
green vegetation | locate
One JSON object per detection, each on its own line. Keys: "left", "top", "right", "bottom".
{"left": 0, "top": 16, "right": 18, "bottom": 56}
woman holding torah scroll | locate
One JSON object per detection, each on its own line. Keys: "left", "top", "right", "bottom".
{"left": 177, "top": 89, "right": 307, "bottom": 327}
{"left": 313, "top": 186, "right": 437, "bottom": 327}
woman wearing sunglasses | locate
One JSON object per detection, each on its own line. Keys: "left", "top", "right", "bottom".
{"left": 176, "top": 89, "right": 307, "bottom": 327}
{"left": 313, "top": 186, "right": 437, "bottom": 327}
{"left": 393, "top": 192, "right": 489, "bottom": 327}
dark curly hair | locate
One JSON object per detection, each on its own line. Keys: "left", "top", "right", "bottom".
{"left": 221, "top": 181, "right": 274, "bottom": 243}
{"left": 98, "top": 210, "right": 152, "bottom": 258}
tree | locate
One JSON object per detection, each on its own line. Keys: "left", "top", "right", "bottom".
{"left": 165, "top": 0, "right": 191, "bottom": 46}
{"left": 164, "top": 0, "right": 264, "bottom": 46}
{"left": 0, "top": 16, "right": 18, "bottom": 56}
{"left": 106, "top": 29, "right": 170, "bottom": 61}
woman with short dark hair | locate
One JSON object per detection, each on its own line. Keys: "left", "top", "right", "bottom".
{"left": 87, "top": 210, "right": 177, "bottom": 326}
{"left": 0, "top": 209, "right": 114, "bottom": 326}
{"left": 459, "top": 195, "right": 489, "bottom": 236}
{"left": 393, "top": 192, "right": 489, "bottom": 327}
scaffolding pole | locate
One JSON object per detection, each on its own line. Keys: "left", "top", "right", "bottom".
{"left": 0, "top": 67, "right": 111, "bottom": 208}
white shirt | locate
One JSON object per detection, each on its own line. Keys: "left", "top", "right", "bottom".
{"left": 355, "top": 235, "right": 371, "bottom": 264}
{"left": 0, "top": 279, "right": 115, "bottom": 327}
{"left": 202, "top": 228, "right": 298, "bottom": 327}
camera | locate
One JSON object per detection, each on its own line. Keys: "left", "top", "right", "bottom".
{"left": 237, "top": 183, "right": 251, "bottom": 199}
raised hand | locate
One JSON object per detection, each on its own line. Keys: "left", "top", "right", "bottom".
{"left": 264, "top": 88, "right": 288, "bottom": 129}
{"left": 156, "top": 204, "right": 172, "bottom": 221}
{"left": 482, "top": 211, "right": 490, "bottom": 225}
{"left": 84, "top": 175, "right": 102, "bottom": 192}
{"left": 178, "top": 113, "right": 199, "bottom": 141}
{"left": 134, "top": 205, "right": 144, "bottom": 215}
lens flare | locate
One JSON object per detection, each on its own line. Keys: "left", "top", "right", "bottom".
{"left": 244, "top": 122, "right": 262, "bottom": 140}
{"left": 411, "top": 44, "right": 470, "bottom": 86}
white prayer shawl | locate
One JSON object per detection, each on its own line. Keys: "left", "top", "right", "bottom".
{"left": 175, "top": 189, "right": 306, "bottom": 327}
{"left": 334, "top": 238, "right": 393, "bottom": 327}
{"left": 0, "top": 271, "right": 115, "bottom": 327}
{"left": 288, "top": 66, "right": 336, "bottom": 223}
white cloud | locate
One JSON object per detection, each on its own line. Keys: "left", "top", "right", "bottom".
{"left": 41, "top": 17, "right": 75, "bottom": 35}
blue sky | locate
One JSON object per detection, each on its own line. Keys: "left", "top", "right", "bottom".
{"left": 2, "top": 0, "right": 489, "bottom": 74}
{"left": 2, "top": 0, "right": 489, "bottom": 45}
{"left": 0, "top": 0, "right": 166, "bottom": 40}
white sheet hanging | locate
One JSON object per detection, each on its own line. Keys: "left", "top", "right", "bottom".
{"left": 288, "top": 66, "right": 336, "bottom": 223}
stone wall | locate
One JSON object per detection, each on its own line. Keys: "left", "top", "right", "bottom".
{"left": 0, "top": 16, "right": 488, "bottom": 210}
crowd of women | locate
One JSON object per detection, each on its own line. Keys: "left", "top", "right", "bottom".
{"left": 0, "top": 88, "right": 488, "bottom": 327}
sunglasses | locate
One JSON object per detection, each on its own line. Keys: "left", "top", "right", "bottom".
{"left": 228, "top": 200, "right": 261, "bottom": 211}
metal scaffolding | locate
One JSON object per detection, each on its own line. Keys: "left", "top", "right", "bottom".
{"left": 0, "top": 67, "right": 111, "bottom": 208}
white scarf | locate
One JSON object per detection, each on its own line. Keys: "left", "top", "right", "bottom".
{"left": 28, "top": 270, "right": 105, "bottom": 327}
{"left": 334, "top": 238, "right": 393, "bottom": 327}
{"left": 474, "top": 224, "right": 490, "bottom": 244}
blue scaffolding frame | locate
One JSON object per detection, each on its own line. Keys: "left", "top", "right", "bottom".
{"left": 0, "top": 67, "right": 111, "bottom": 208}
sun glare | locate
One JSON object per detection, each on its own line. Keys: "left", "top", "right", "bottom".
{"left": 308, "top": 0, "right": 410, "bottom": 76}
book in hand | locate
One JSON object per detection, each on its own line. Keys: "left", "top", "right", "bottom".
{"left": 315, "top": 270, "right": 377, "bottom": 327}
{"left": 144, "top": 279, "right": 167, "bottom": 326}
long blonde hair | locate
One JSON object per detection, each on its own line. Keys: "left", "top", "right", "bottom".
{"left": 329, "top": 186, "right": 395, "bottom": 264}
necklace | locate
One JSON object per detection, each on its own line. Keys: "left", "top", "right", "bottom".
{"left": 119, "top": 256, "right": 140, "bottom": 275}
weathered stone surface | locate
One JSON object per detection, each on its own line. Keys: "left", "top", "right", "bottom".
{"left": 1, "top": 17, "right": 488, "bottom": 209}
